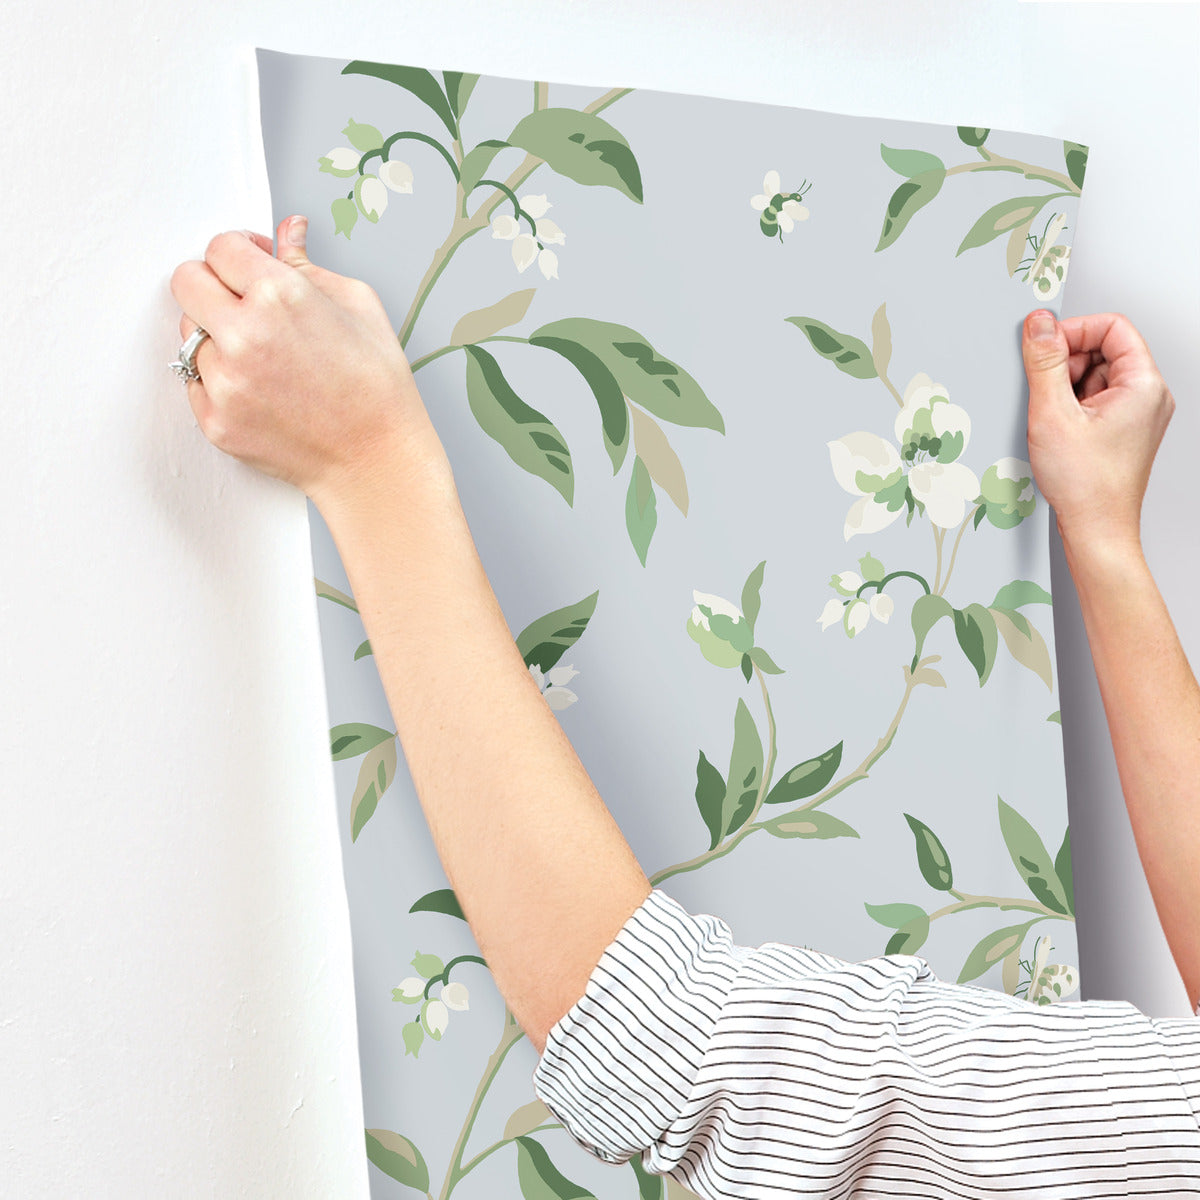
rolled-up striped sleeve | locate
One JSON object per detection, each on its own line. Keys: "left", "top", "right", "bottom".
{"left": 531, "top": 887, "right": 1200, "bottom": 1198}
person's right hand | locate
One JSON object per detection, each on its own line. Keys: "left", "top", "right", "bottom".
{"left": 1021, "top": 308, "right": 1175, "bottom": 552}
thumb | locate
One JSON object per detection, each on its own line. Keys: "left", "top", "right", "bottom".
{"left": 276, "top": 214, "right": 311, "bottom": 268}
{"left": 1022, "top": 309, "right": 1073, "bottom": 411}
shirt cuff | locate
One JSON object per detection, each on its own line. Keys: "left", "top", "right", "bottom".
{"left": 531, "top": 887, "right": 746, "bottom": 1167}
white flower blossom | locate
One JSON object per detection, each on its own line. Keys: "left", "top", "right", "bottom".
{"left": 423, "top": 999, "right": 449, "bottom": 1038}
{"left": 393, "top": 977, "right": 425, "bottom": 1003}
{"left": 828, "top": 432, "right": 906, "bottom": 540}
{"left": 378, "top": 159, "right": 414, "bottom": 193}
{"left": 441, "top": 981, "right": 470, "bottom": 1011}
{"left": 529, "top": 662, "right": 579, "bottom": 711}
{"left": 818, "top": 597, "right": 844, "bottom": 630}
{"left": 908, "top": 461, "right": 981, "bottom": 528}
{"left": 491, "top": 194, "right": 565, "bottom": 279}
{"left": 869, "top": 593, "right": 894, "bottom": 623}
{"left": 319, "top": 146, "right": 360, "bottom": 176}
{"left": 844, "top": 599, "right": 870, "bottom": 638}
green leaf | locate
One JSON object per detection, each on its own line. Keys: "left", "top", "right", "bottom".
{"left": 864, "top": 901, "right": 927, "bottom": 930}
{"left": 885, "top": 912, "right": 931, "bottom": 956}
{"left": 528, "top": 335, "right": 628, "bottom": 472}
{"left": 740, "top": 652, "right": 752, "bottom": 683}
{"left": 463, "top": 344, "right": 573, "bottom": 504}
{"left": 990, "top": 606, "right": 1054, "bottom": 690}
{"left": 858, "top": 552, "right": 885, "bottom": 584}
{"left": 351, "top": 736, "right": 398, "bottom": 842}
{"left": 459, "top": 139, "right": 510, "bottom": 197}
{"left": 530, "top": 317, "right": 722, "bottom": 433}
{"left": 722, "top": 698, "right": 764, "bottom": 840}
{"left": 443, "top": 71, "right": 479, "bottom": 118}
{"left": 408, "top": 887, "right": 466, "bottom": 921}
{"left": 991, "top": 580, "right": 1052, "bottom": 610}
{"left": 342, "top": 61, "right": 458, "bottom": 139}
{"left": 875, "top": 167, "right": 945, "bottom": 251}
{"left": 315, "top": 577, "right": 358, "bottom": 612}
{"left": 516, "top": 590, "right": 599, "bottom": 673}
{"left": 785, "top": 316, "right": 877, "bottom": 380}
{"left": 958, "top": 920, "right": 1038, "bottom": 985}
{"left": 1047, "top": 709, "right": 1061, "bottom": 725}
{"left": 365, "top": 1128, "right": 430, "bottom": 1191}
{"left": 353, "top": 639, "right": 372, "bottom": 661}
{"left": 514, "top": 1135, "right": 597, "bottom": 1200}
{"left": 625, "top": 457, "right": 657, "bottom": 566}
{"left": 411, "top": 950, "right": 444, "bottom": 979}
{"left": 630, "top": 1155, "right": 664, "bottom": 1200}
{"left": 1055, "top": 827, "right": 1074, "bottom": 916}
{"left": 764, "top": 811, "right": 860, "bottom": 840}
{"left": 507, "top": 108, "right": 643, "bottom": 203}
{"left": 1063, "top": 140, "right": 1089, "bottom": 190}
{"left": 331, "top": 722, "right": 394, "bottom": 760}
{"left": 331, "top": 196, "right": 358, "bottom": 239}
{"left": 451, "top": 289, "right": 537, "bottom": 346}
{"left": 954, "top": 603, "right": 998, "bottom": 686}
{"left": 763, "top": 742, "right": 843, "bottom": 805}
{"left": 740, "top": 561, "right": 766, "bottom": 634}
{"left": 749, "top": 645, "right": 785, "bottom": 674}
{"left": 694, "top": 748, "right": 728, "bottom": 851}
{"left": 879, "top": 144, "right": 946, "bottom": 177}
{"left": 997, "top": 797, "right": 1072, "bottom": 915}
{"left": 957, "top": 126, "right": 990, "bottom": 147}
{"left": 910, "top": 593, "right": 953, "bottom": 659}
{"left": 504, "top": 1099, "right": 553, "bottom": 1141}
{"left": 629, "top": 406, "right": 688, "bottom": 516}
{"left": 956, "top": 194, "right": 1061, "bottom": 256}
{"left": 905, "top": 813, "right": 954, "bottom": 891}
{"left": 343, "top": 118, "right": 383, "bottom": 153}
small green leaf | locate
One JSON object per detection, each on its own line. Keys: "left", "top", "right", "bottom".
{"left": 763, "top": 742, "right": 843, "bottom": 805}
{"left": 749, "top": 645, "right": 785, "bottom": 674}
{"left": 315, "top": 578, "right": 358, "bottom": 612}
{"left": 864, "top": 902, "right": 927, "bottom": 930}
{"left": 722, "top": 698, "right": 763, "bottom": 839}
{"left": 875, "top": 168, "right": 945, "bottom": 252}
{"left": 879, "top": 144, "right": 946, "bottom": 177}
{"left": 858, "top": 552, "right": 885, "bottom": 584}
{"left": 885, "top": 912, "right": 931, "bottom": 956}
{"left": 957, "top": 126, "right": 990, "bottom": 147}
{"left": 507, "top": 108, "right": 643, "bottom": 203}
{"left": 451, "top": 289, "right": 537, "bottom": 346}
{"left": 954, "top": 603, "right": 998, "bottom": 686}
{"left": 409, "top": 888, "right": 466, "bottom": 921}
{"left": 514, "top": 1135, "right": 597, "bottom": 1200}
{"left": 411, "top": 950, "right": 444, "bottom": 979}
{"left": 1063, "top": 140, "right": 1089, "bottom": 190}
{"left": 343, "top": 118, "right": 383, "bottom": 152}
{"left": 331, "top": 722, "right": 394, "bottom": 760}
{"left": 365, "top": 1128, "right": 430, "bottom": 1191}
{"left": 464, "top": 344, "right": 573, "bottom": 504}
{"left": 694, "top": 749, "right": 727, "bottom": 851}
{"left": 459, "top": 139, "right": 510, "bottom": 196}
{"left": 905, "top": 813, "right": 954, "bottom": 891}
{"left": 351, "top": 736, "right": 398, "bottom": 842}
{"left": 958, "top": 921, "right": 1038, "bottom": 985}
{"left": 342, "top": 61, "right": 458, "bottom": 139}
{"left": 997, "top": 797, "right": 1071, "bottom": 915}
{"left": 956, "top": 194, "right": 1061, "bottom": 256}
{"left": 764, "top": 811, "right": 860, "bottom": 840}
{"left": 991, "top": 580, "right": 1052, "bottom": 610}
{"left": 353, "top": 639, "right": 373, "bottom": 661}
{"left": 910, "top": 593, "right": 953, "bottom": 659}
{"left": 331, "top": 196, "right": 358, "bottom": 239}
{"left": 625, "top": 457, "right": 657, "bottom": 566}
{"left": 739, "top": 652, "right": 752, "bottom": 683}
{"left": 1055, "top": 827, "right": 1074, "bottom": 916}
{"left": 443, "top": 71, "right": 480, "bottom": 118}
{"left": 516, "top": 591, "right": 599, "bottom": 673}
{"left": 740, "top": 560, "right": 766, "bottom": 634}
{"left": 785, "top": 316, "right": 876, "bottom": 380}
{"left": 1047, "top": 710, "right": 1061, "bottom": 725}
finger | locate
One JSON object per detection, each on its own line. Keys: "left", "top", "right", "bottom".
{"left": 1021, "top": 309, "right": 1074, "bottom": 415}
{"left": 204, "top": 229, "right": 287, "bottom": 297}
{"left": 172, "top": 313, "right": 218, "bottom": 431}
{"left": 170, "top": 258, "right": 239, "bottom": 334}
{"left": 275, "top": 214, "right": 310, "bottom": 268}
{"left": 1058, "top": 312, "right": 1157, "bottom": 379}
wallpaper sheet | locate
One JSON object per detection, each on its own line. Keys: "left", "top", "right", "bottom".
{"left": 257, "top": 49, "right": 1088, "bottom": 1199}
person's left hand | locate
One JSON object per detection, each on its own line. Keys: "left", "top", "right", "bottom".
{"left": 169, "top": 214, "right": 449, "bottom": 506}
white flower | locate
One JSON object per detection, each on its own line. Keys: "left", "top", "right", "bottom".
{"left": 319, "top": 146, "right": 360, "bottom": 176}
{"left": 392, "top": 977, "right": 425, "bottom": 1003}
{"left": 895, "top": 373, "right": 972, "bottom": 464}
{"left": 355, "top": 175, "right": 388, "bottom": 221}
{"left": 844, "top": 599, "right": 870, "bottom": 638}
{"left": 529, "top": 662, "right": 579, "bottom": 711}
{"left": 535, "top": 219, "right": 565, "bottom": 246}
{"left": 691, "top": 590, "right": 742, "bottom": 629}
{"left": 423, "top": 999, "right": 449, "bottom": 1038}
{"left": 830, "top": 570, "right": 863, "bottom": 597}
{"left": 378, "top": 159, "right": 414, "bottom": 193}
{"left": 511, "top": 233, "right": 538, "bottom": 272}
{"left": 818, "top": 597, "right": 844, "bottom": 630}
{"left": 441, "top": 981, "right": 470, "bottom": 1011}
{"left": 537, "top": 248, "right": 559, "bottom": 279}
{"left": 751, "top": 170, "right": 783, "bottom": 210}
{"left": 821, "top": 591, "right": 892, "bottom": 637}
{"left": 491, "top": 214, "right": 521, "bottom": 239}
{"left": 869, "top": 593, "right": 894, "bottom": 623}
{"left": 908, "top": 461, "right": 981, "bottom": 528}
{"left": 520, "top": 193, "right": 552, "bottom": 218}
{"left": 491, "top": 196, "right": 565, "bottom": 279}
{"left": 828, "top": 432, "right": 905, "bottom": 540}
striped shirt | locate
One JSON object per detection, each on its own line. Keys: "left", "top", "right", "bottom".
{"left": 532, "top": 888, "right": 1200, "bottom": 1197}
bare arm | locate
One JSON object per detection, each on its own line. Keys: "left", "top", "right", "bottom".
{"left": 1023, "top": 308, "right": 1199, "bottom": 1009}
{"left": 170, "top": 219, "right": 650, "bottom": 1055}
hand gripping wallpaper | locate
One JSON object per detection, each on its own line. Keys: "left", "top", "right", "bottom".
{"left": 256, "top": 49, "right": 1088, "bottom": 1199}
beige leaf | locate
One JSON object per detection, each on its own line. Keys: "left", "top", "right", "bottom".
{"left": 629, "top": 405, "right": 689, "bottom": 516}
{"left": 991, "top": 607, "right": 1054, "bottom": 690}
{"left": 1002, "top": 944, "right": 1021, "bottom": 995}
{"left": 503, "top": 1098, "right": 553, "bottom": 1141}
{"left": 451, "top": 288, "right": 537, "bottom": 346}
{"left": 315, "top": 577, "right": 358, "bottom": 613}
{"left": 667, "top": 1180, "right": 704, "bottom": 1200}
{"left": 1006, "top": 218, "right": 1034, "bottom": 278}
{"left": 911, "top": 666, "right": 947, "bottom": 688}
{"left": 870, "top": 302, "right": 892, "bottom": 380}
{"left": 351, "top": 736, "right": 398, "bottom": 841}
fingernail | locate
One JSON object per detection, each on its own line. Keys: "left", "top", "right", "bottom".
{"left": 1029, "top": 310, "right": 1056, "bottom": 339}
{"left": 287, "top": 216, "right": 307, "bottom": 245}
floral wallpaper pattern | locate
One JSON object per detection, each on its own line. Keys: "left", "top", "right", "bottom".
{"left": 258, "top": 49, "right": 1088, "bottom": 1198}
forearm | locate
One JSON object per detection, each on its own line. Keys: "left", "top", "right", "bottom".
{"left": 1062, "top": 528, "right": 1200, "bottom": 1008}
{"left": 317, "top": 435, "right": 651, "bottom": 1056}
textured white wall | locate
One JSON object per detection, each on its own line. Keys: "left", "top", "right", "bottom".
{"left": 3, "top": 2, "right": 1195, "bottom": 1195}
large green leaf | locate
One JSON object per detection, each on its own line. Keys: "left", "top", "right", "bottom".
{"left": 463, "top": 344, "right": 574, "bottom": 504}
{"left": 514, "top": 1135, "right": 597, "bottom": 1200}
{"left": 956, "top": 194, "right": 1062, "bottom": 256}
{"left": 1063, "top": 140, "right": 1089, "bottom": 190}
{"left": 342, "top": 61, "right": 458, "bottom": 139}
{"left": 1055, "top": 827, "right": 1074, "bottom": 916}
{"left": 905, "top": 813, "right": 953, "bottom": 891}
{"left": 351, "top": 736, "right": 398, "bottom": 842}
{"left": 763, "top": 811, "right": 859, "bottom": 840}
{"left": 625, "top": 457, "right": 657, "bottom": 566}
{"left": 365, "top": 1128, "right": 430, "bottom": 1191}
{"left": 885, "top": 912, "right": 931, "bottom": 956}
{"left": 953, "top": 603, "right": 998, "bottom": 686}
{"left": 331, "top": 722, "right": 394, "bottom": 761}
{"left": 515, "top": 590, "right": 599, "bottom": 673}
{"left": 740, "top": 560, "right": 766, "bottom": 635}
{"left": 409, "top": 887, "right": 466, "bottom": 921}
{"left": 997, "top": 797, "right": 1072, "bottom": 915}
{"left": 459, "top": 139, "right": 510, "bottom": 197}
{"left": 762, "top": 742, "right": 843, "bottom": 806}
{"left": 879, "top": 144, "right": 945, "bottom": 178}
{"left": 443, "top": 71, "right": 479, "bottom": 118}
{"left": 785, "top": 316, "right": 876, "bottom": 380}
{"left": 991, "top": 580, "right": 1052, "bottom": 610}
{"left": 530, "top": 317, "right": 722, "bottom": 433}
{"left": 875, "top": 168, "right": 945, "bottom": 251}
{"left": 864, "top": 902, "right": 927, "bottom": 930}
{"left": 694, "top": 748, "right": 727, "bottom": 851}
{"left": 722, "top": 699, "right": 764, "bottom": 840}
{"left": 528, "top": 334, "right": 628, "bottom": 472}
{"left": 507, "top": 108, "right": 643, "bottom": 203}
{"left": 958, "top": 920, "right": 1038, "bottom": 985}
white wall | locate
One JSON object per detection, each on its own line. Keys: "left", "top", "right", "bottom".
{"left": 3, "top": 2, "right": 1195, "bottom": 1195}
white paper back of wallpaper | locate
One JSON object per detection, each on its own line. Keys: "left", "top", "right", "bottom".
{"left": 0, "top": 0, "right": 1195, "bottom": 1194}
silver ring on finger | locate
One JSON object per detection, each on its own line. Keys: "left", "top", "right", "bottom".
{"left": 168, "top": 326, "right": 211, "bottom": 384}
